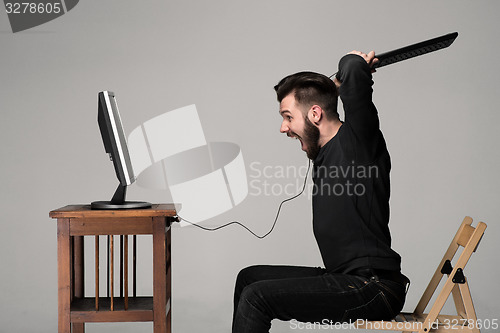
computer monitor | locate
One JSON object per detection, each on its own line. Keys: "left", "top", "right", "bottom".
{"left": 91, "top": 91, "right": 151, "bottom": 209}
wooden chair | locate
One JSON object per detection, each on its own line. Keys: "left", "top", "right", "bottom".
{"left": 355, "top": 216, "right": 487, "bottom": 333}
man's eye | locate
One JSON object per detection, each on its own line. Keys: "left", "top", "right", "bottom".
{"left": 287, "top": 116, "right": 292, "bottom": 121}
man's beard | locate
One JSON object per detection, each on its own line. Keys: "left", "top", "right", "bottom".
{"left": 302, "top": 116, "right": 321, "bottom": 160}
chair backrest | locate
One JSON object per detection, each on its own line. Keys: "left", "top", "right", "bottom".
{"left": 456, "top": 217, "right": 484, "bottom": 249}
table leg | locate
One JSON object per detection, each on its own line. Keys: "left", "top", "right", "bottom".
{"left": 73, "top": 236, "right": 85, "bottom": 333}
{"left": 57, "top": 219, "right": 71, "bottom": 333}
{"left": 153, "top": 217, "right": 167, "bottom": 333}
{"left": 73, "top": 236, "right": 85, "bottom": 297}
{"left": 166, "top": 226, "right": 171, "bottom": 333}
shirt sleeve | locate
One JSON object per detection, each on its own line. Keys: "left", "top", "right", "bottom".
{"left": 336, "top": 54, "right": 381, "bottom": 162}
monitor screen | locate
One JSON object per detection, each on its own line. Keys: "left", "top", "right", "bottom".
{"left": 97, "top": 91, "right": 135, "bottom": 186}
{"left": 92, "top": 91, "right": 151, "bottom": 209}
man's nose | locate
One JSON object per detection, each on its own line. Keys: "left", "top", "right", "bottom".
{"left": 280, "top": 121, "right": 289, "bottom": 133}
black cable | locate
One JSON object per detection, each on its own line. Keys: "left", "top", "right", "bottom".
{"left": 176, "top": 159, "right": 312, "bottom": 239}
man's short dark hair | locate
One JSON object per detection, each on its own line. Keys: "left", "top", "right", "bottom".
{"left": 274, "top": 71, "right": 339, "bottom": 121}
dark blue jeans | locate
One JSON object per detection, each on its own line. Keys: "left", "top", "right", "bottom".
{"left": 232, "top": 265, "right": 408, "bottom": 333}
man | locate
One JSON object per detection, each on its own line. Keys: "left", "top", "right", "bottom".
{"left": 232, "top": 51, "right": 409, "bottom": 332}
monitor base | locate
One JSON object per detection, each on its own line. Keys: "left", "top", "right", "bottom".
{"left": 91, "top": 201, "right": 152, "bottom": 210}
{"left": 91, "top": 184, "right": 152, "bottom": 210}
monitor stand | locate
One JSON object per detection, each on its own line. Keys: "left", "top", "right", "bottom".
{"left": 91, "top": 184, "right": 152, "bottom": 210}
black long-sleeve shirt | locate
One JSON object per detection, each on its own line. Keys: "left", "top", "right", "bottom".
{"left": 312, "top": 54, "right": 401, "bottom": 273}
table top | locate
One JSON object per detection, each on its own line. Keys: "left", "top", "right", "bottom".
{"left": 49, "top": 204, "right": 177, "bottom": 219}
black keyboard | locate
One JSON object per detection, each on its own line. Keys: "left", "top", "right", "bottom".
{"left": 329, "top": 32, "right": 458, "bottom": 78}
{"left": 373, "top": 32, "right": 458, "bottom": 69}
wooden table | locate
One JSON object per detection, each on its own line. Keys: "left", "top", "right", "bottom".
{"left": 49, "top": 204, "right": 177, "bottom": 333}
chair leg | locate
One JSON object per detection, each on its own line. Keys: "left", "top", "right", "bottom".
{"left": 460, "top": 281, "right": 480, "bottom": 333}
{"left": 452, "top": 283, "right": 467, "bottom": 318}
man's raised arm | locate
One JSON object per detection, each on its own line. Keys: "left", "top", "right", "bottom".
{"left": 334, "top": 50, "right": 382, "bottom": 161}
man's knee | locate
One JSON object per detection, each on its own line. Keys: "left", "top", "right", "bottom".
{"left": 235, "top": 265, "right": 264, "bottom": 306}
{"left": 236, "top": 265, "right": 265, "bottom": 286}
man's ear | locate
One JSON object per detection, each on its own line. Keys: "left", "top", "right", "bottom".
{"left": 309, "top": 105, "right": 323, "bottom": 125}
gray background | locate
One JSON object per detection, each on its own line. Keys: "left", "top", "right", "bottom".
{"left": 1, "top": 1, "right": 499, "bottom": 332}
